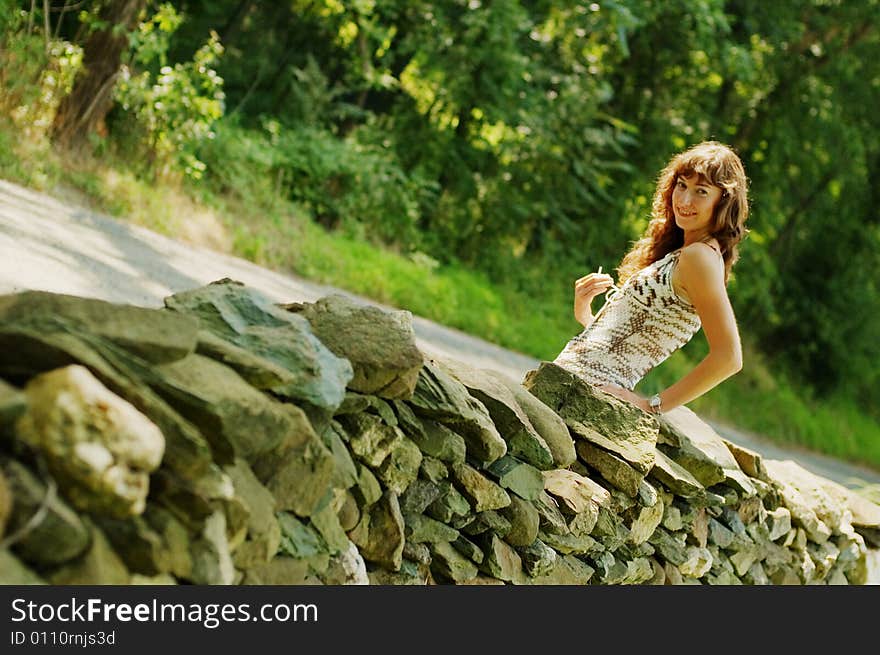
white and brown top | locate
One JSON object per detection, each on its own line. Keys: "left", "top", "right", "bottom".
{"left": 553, "top": 246, "right": 711, "bottom": 390}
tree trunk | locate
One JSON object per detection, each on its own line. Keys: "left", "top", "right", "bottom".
{"left": 51, "top": 0, "right": 146, "bottom": 148}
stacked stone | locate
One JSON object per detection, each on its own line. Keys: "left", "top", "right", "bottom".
{"left": 521, "top": 362, "right": 877, "bottom": 585}
{"left": 0, "top": 283, "right": 877, "bottom": 586}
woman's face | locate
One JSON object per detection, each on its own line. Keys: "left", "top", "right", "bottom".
{"left": 671, "top": 173, "right": 723, "bottom": 236}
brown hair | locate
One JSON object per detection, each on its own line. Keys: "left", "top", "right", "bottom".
{"left": 617, "top": 140, "right": 750, "bottom": 285}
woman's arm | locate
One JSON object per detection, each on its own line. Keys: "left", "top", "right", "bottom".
{"left": 600, "top": 242, "right": 742, "bottom": 413}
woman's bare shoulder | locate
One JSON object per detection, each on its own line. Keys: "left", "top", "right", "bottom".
{"left": 677, "top": 241, "right": 724, "bottom": 283}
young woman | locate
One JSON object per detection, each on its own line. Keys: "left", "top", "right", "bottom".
{"left": 553, "top": 140, "right": 750, "bottom": 416}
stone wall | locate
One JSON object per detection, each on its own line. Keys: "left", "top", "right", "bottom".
{"left": 0, "top": 281, "right": 877, "bottom": 585}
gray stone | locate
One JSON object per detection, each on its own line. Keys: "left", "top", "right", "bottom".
{"left": 319, "top": 421, "right": 359, "bottom": 491}
{"left": 277, "top": 512, "right": 327, "bottom": 560}
{"left": 539, "top": 530, "right": 603, "bottom": 556}
{"left": 320, "top": 540, "right": 369, "bottom": 585}
{"left": 647, "top": 527, "right": 688, "bottom": 566}
{"left": 376, "top": 437, "right": 423, "bottom": 495}
{"left": 190, "top": 511, "right": 236, "bottom": 585}
{"left": 425, "top": 481, "right": 471, "bottom": 523}
{"left": 707, "top": 569, "right": 743, "bottom": 585}
{"left": 429, "top": 541, "right": 479, "bottom": 582}
{"left": 2, "top": 458, "right": 91, "bottom": 567}
{"left": 657, "top": 406, "right": 743, "bottom": 487}
{"left": 0, "top": 549, "right": 45, "bottom": 584}
{"left": 0, "top": 467, "right": 10, "bottom": 540}
{"left": 533, "top": 490, "right": 569, "bottom": 536}
{"left": 194, "top": 329, "right": 311, "bottom": 396}
{"left": 500, "top": 495, "right": 540, "bottom": 547}
{"left": 403, "top": 513, "right": 460, "bottom": 544}
{"left": 253, "top": 412, "right": 335, "bottom": 518}
{"left": 638, "top": 479, "right": 659, "bottom": 508}
{"left": 336, "top": 490, "right": 360, "bottom": 532}
{"left": 679, "top": 546, "right": 713, "bottom": 578}
{"left": 462, "top": 511, "right": 511, "bottom": 538}
{"left": 451, "top": 462, "right": 511, "bottom": 512}
{"left": 362, "top": 394, "right": 398, "bottom": 426}
{"left": 435, "top": 358, "right": 553, "bottom": 469}
{"left": 310, "top": 501, "right": 350, "bottom": 556}
{"left": 420, "top": 456, "right": 448, "bottom": 483}
{"left": 283, "top": 294, "right": 423, "bottom": 399}
{"left": 723, "top": 439, "right": 766, "bottom": 479}
{"left": 164, "top": 280, "right": 353, "bottom": 411}
{"left": 348, "top": 491, "right": 405, "bottom": 571}
{"left": 242, "top": 555, "right": 327, "bottom": 585}
{"left": 720, "top": 507, "right": 748, "bottom": 536}
{"left": 224, "top": 459, "right": 280, "bottom": 569}
{"left": 743, "top": 561, "right": 770, "bottom": 585}
{"left": 155, "top": 354, "right": 307, "bottom": 465}
{"left": 729, "top": 548, "right": 758, "bottom": 577}
{"left": 593, "top": 507, "right": 630, "bottom": 551}
{"left": 485, "top": 370, "right": 577, "bottom": 468}
{"left": 403, "top": 541, "right": 431, "bottom": 565}
{"left": 16, "top": 365, "right": 164, "bottom": 518}
{"left": 352, "top": 464, "right": 383, "bottom": 509}
{"left": 408, "top": 418, "right": 466, "bottom": 465}
{"left": 518, "top": 539, "right": 558, "bottom": 578}
{"left": 487, "top": 456, "right": 544, "bottom": 501}
{"left": 650, "top": 448, "right": 705, "bottom": 498}
{"left": 141, "top": 506, "right": 193, "bottom": 579}
{"left": 478, "top": 533, "right": 526, "bottom": 583}
{"left": 663, "top": 505, "right": 684, "bottom": 532}
{"left": 334, "top": 391, "right": 372, "bottom": 417}
{"left": 0, "top": 378, "right": 26, "bottom": 442}
{"left": 761, "top": 460, "right": 837, "bottom": 543}
{"left": 400, "top": 479, "right": 442, "bottom": 515}
{"left": 0, "top": 328, "right": 213, "bottom": 479}
{"left": 724, "top": 469, "right": 758, "bottom": 498}
{"left": 368, "top": 561, "right": 430, "bottom": 585}
{"left": 807, "top": 539, "right": 840, "bottom": 580}
{"left": 452, "top": 535, "right": 484, "bottom": 564}
{"left": 47, "top": 521, "right": 130, "bottom": 584}
{"left": 0, "top": 291, "right": 198, "bottom": 363}
{"left": 529, "top": 554, "right": 594, "bottom": 585}
{"left": 628, "top": 500, "right": 665, "bottom": 546}
{"left": 336, "top": 412, "right": 404, "bottom": 468}
{"left": 576, "top": 441, "right": 645, "bottom": 497}
{"left": 522, "top": 363, "right": 658, "bottom": 473}
{"left": 409, "top": 361, "right": 507, "bottom": 465}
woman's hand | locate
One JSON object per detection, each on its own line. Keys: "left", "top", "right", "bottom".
{"left": 574, "top": 270, "right": 615, "bottom": 327}
{"left": 597, "top": 384, "right": 650, "bottom": 413}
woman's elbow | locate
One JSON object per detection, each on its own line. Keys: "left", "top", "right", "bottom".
{"left": 727, "top": 347, "right": 743, "bottom": 375}
{"left": 711, "top": 346, "right": 742, "bottom": 376}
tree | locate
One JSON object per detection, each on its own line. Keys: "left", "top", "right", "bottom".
{"left": 51, "top": 0, "right": 147, "bottom": 147}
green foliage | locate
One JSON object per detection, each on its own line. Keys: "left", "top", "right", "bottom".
{"left": 113, "top": 4, "right": 225, "bottom": 179}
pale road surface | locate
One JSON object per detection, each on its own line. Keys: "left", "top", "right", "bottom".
{"left": 2, "top": 178, "right": 880, "bottom": 495}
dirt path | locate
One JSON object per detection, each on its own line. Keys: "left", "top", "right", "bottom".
{"left": 2, "top": 178, "right": 879, "bottom": 492}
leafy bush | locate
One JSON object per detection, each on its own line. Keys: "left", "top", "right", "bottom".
{"left": 113, "top": 4, "right": 225, "bottom": 180}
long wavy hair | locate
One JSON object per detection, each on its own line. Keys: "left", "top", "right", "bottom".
{"left": 617, "top": 141, "right": 750, "bottom": 285}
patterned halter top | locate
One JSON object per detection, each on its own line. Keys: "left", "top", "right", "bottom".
{"left": 553, "top": 244, "right": 717, "bottom": 390}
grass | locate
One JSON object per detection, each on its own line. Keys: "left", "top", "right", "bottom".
{"left": 1, "top": 121, "right": 878, "bottom": 473}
